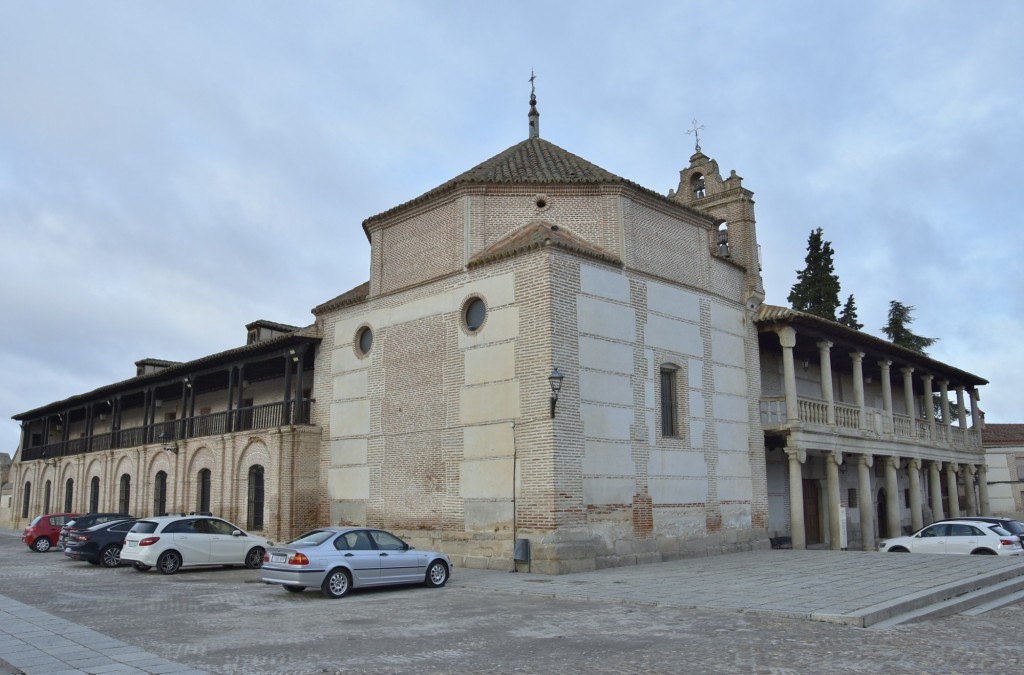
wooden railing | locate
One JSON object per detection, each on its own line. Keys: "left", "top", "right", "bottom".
{"left": 21, "top": 400, "right": 313, "bottom": 462}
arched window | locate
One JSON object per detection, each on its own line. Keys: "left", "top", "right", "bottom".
{"left": 717, "top": 222, "right": 730, "bottom": 257}
{"left": 21, "top": 482, "right": 31, "bottom": 518}
{"left": 64, "top": 478, "right": 74, "bottom": 512}
{"left": 89, "top": 477, "right": 100, "bottom": 512}
{"left": 118, "top": 474, "right": 131, "bottom": 514}
{"left": 43, "top": 480, "right": 52, "bottom": 514}
{"left": 247, "top": 465, "right": 265, "bottom": 531}
{"left": 691, "top": 173, "right": 706, "bottom": 198}
{"left": 153, "top": 471, "right": 167, "bottom": 516}
{"left": 197, "top": 468, "right": 211, "bottom": 514}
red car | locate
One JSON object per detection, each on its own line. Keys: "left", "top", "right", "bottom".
{"left": 22, "top": 513, "right": 80, "bottom": 552}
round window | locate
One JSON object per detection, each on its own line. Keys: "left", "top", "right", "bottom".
{"left": 464, "top": 298, "right": 486, "bottom": 332}
{"left": 356, "top": 327, "right": 373, "bottom": 355}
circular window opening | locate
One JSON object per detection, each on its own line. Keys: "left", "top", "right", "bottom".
{"left": 464, "top": 298, "right": 486, "bottom": 332}
{"left": 356, "top": 327, "right": 373, "bottom": 355}
{"left": 536, "top": 197, "right": 547, "bottom": 208}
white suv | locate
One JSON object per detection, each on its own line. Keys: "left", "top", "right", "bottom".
{"left": 120, "top": 515, "right": 272, "bottom": 575}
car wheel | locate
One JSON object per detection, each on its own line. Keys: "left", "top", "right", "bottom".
{"left": 424, "top": 560, "right": 449, "bottom": 588}
{"left": 284, "top": 585, "right": 305, "bottom": 593}
{"left": 133, "top": 563, "right": 151, "bottom": 572}
{"left": 100, "top": 546, "right": 122, "bottom": 568}
{"left": 157, "top": 551, "right": 182, "bottom": 575}
{"left": 888, "top": 547, "right": 909, "bottom": 552}
{"left": 972, "top": 549, "right": 997, "bottom": 555}
{"left": 245, "top": 547, "right": 265, "bottom": 569}
{"left": 32, "top": 537, "right": 52, "bottom": 553}
{"left": 321, "top": 568, "right": 351, "bottom": 599}
{"left": 87, "top": 559, "right": 101, "bottom": 566}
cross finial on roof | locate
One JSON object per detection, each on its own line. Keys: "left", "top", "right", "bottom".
{"left": 528, "top": 69, "right": 540, "bottom": 139}
{"left": 687, "top": 118, "right": 705, "bottom": 153}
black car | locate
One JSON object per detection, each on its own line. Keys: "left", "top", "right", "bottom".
{"left": 63, "top": 518, "right": 138, "bottom": 567}
{"left": 58, "top": 512, "right": 135, "bottom": 550}
{"left": 935, "top": 517, "right": 1024, "bottom": 538}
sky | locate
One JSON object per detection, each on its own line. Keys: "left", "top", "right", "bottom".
{"left": 1, "top": 1, "right": 1022, "bottom": 455}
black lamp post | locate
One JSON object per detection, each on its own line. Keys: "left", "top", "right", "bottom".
{"left": 548, "top": 368, "right": 564, "bottom": 418}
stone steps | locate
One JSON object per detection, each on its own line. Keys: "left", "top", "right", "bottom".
{"left": 864, "top": 568, "right": 1024, "bottom": 629}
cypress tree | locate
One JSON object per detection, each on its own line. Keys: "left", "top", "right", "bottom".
{"left": 788, "top": 228, "right": 841, "bottom": 320}
{"left": 837, "top": 294, "right": 863, "bottom": 330}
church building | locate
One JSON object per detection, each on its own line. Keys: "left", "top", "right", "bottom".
{"left": 5, "top": 88, "right": 989, "bottom": 572}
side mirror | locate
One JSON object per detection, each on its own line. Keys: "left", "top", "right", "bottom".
{"left": 232, "top": 530, "right": 243, "bottom": 537}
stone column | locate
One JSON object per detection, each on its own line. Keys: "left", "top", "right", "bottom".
{"left": 778, "top": 327, "right": 799, "bottom": 424}
{"left": 969, "top": 388, "right": 982, "bottom": 429}
{"left": 857, "top": 454, "right": 875, "bottom": 550}
{"left": 946, "top": 463, "right": 960, "bottom": 517}
{"left": 930, "top": 460, "right": 944, "bottom": 522}
{"left": 884, "top": 456, "right": 901, "bottom": 537}
{"left": 818, "top": 341, "right": 835, "bottom": 426}
{"left": 851, "top": 351, "right": 866, "bottom": 430}
{"left": 964, "top": 465, "right": 977, "bottom": 516}
{"left": 956, "top": 386, "right": 968, "bottom": 429}
{"left": 908, "top": 458, "right": 923, "bottom": 532}
{"left": 785, "top": 447, "right": 807, "bottom": 550}
{"left": 879, "top": 360, "right": 893, "bottom": 432}
{"left": 939, "top": 380, "right": 951, "bottom": 427}
{"left": 825, "top": 451, "right": 842, "bottom": 550}
{"left": 978, "top": 464, "right": 991, "bottom": 516}
{"left": 921, "top": 374, "right": 934, "bottom": 440}
{"left": 901, "top": 367, "right": 916, "bottom": 427}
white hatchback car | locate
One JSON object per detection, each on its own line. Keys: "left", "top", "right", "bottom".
{"left": 878, "top": 520, "right": 1024, "bottom": 556}
{"left": 120, "top": 515, "right": 272, "bottom": 574}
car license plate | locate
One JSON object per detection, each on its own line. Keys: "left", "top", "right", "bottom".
{"left": 128, "top": 541, "right": 137, "bottom": 548}
{"left": 271, "top": 554, "right": 286, "bottom": 563}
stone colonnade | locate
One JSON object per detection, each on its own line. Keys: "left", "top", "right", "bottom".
{"left": 784, "top": 449, "right": 991, "bottom": 550}
{"left": 775, "top": 327, "right": 983, "bottom": 433}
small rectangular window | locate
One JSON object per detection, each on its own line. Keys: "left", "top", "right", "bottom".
{"left": 848, "top": 488, "right": 857, "bottom": 506}
{"left": 660, "top": 367, "right": 678, "bottom": 437}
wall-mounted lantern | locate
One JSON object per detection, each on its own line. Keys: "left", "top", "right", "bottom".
{"left": 548, "top": 368, "right": 564, "bottom": 419}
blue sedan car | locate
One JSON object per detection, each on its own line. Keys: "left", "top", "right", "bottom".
{"left": 261, "top": 527, "right": 452, "bottom": 598}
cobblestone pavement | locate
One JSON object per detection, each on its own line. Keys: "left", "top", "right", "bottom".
{"left": 3, "top": 529, "right": 1024, "bottom": 673}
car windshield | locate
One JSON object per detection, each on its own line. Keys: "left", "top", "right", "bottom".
{"left": 29, "top": 516, "right": 43, "bottom": 526}
{"left": 989, "top": 525, "right": 1011, "bottom": 536}
{"left": 129, "top": 521, "right": 159, "bottom": 534}
{"left": 286, "top": 530, "right": 336, "bottom": 547}
{"left": 64, "top": 520, "right": 77, "bottom": 528}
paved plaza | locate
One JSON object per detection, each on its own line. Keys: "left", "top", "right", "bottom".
{"left": 3, "top": 528, "right": 1024, "bottom": 673}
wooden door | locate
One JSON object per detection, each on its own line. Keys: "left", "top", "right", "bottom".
{"left": 802, "top": 479, "right": 821, "bottom": 544}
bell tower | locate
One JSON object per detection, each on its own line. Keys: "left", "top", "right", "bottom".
{"left": 670, "top": 145, "right": 765, "bottom": 310}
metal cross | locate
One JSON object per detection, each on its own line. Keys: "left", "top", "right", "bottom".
{"left": 687, "top": 118, "right": 705, "bottom": 153}
{"left": 529, "top": 69, "right": 536, "bottom": 97}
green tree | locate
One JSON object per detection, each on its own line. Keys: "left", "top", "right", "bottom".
{"left": 881, "top": 300, "right": 937, "bottom": 355}
{"left": 837, "top": 294, "right": 863, "bottom": 330}
{"left": 788, "top": 228, "right": 841, "bottom": 320}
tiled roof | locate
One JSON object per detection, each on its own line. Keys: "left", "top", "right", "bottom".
{"left": 12, "top": 324, "right": 321, "bottom": 420}
{"left": 362, "top": 137, "right": 705, "bottom": 230}
{"left": 469, "top": 221, "right": 621, "bottom": 268}
{"left": 983, "top": 424, "right": 1024, "bottom": 445}
{"left": 245, "top": 319, "right": 302, "bottom": 332}
{"left": 313, "top": 281, "right": 370, "bottom": 315}
{"left": 755, "top": 304, "right": 987, "bottom": 386}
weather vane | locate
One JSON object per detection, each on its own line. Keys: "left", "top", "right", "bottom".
{"left": 529, "top": 69, "right": 536, "bottom": 98}
{"left": 687, "top": 118, "right": 705, "bottom": 153}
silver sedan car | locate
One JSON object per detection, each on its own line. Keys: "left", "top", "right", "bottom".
{"left": 261, "top": 527, "right": 452, "bottom": 598}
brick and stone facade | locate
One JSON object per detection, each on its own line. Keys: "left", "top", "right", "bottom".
{"left": 313, "top": 133, "right": 770, "bottom": 572}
